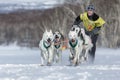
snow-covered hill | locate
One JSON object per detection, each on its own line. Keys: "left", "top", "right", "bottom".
{"left": 0, "top": 45, "right": 120, "bottom": 80}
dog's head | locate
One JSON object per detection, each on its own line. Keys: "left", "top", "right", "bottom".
{"left": 54, "top": 31, "right": 62, "bottom": 41}
{"left": 43, "top": 29, "right": 54, "bottom": 43}
{"left": 71, "top": 25, "right": 81, "bottom": 36}
{"left": 68, "top": 30, "right": 78, "bottom": 42}
{"left": 53, "top": 31, "right": 64, "bottom": 42}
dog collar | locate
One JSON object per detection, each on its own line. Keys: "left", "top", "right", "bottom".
{"left": 69, "top": 40, "right": 78, "bottom": 48}
{"left": 43, "top": 41, "right": 51, "bottom": 49}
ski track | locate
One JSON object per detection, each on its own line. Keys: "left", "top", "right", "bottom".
{"left": 0, "top": 46, "right": 120, "bottom": 80}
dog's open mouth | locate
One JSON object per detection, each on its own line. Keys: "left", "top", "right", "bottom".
{"left": 71, "top": 39, "right": 75, "bottom": 42}
{"left": 55, "top": 35, "right": 59, "bottom": 39}
{"left": 55, "top": 35, "right": 60, "bottom": 43}
{"left": 47, "top": 38, "right": 51, "bottom": 43}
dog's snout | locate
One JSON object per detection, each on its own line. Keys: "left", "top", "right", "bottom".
{"left": 47, "top": 38, "right": 51, "bottom": 42}
{"left": 55, "top": 35, "right": 59, "bottom": 38}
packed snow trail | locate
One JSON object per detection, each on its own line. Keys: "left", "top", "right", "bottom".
{"left": 0, "top": 45, "right": 120, "bottom": 80}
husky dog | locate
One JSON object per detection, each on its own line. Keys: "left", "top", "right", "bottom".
{"left": 80, "top": 28, "right": 93, "bottom": 61}
{"left": 68, "top": 30, "right": 83, "bottom": 66}
{"left": 39, "top": 30, "right": 54, "bottom": 66}
{"left": 53, "top": 31, "right": 64, "bottom": 63}
{"left": 71, "top": 25, "right": 93, "bottom": 62}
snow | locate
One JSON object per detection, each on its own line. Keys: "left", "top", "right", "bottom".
{"left": 0, "top": 44, "right": 120, "bottom": 80}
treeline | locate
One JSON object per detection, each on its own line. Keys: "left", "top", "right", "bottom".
{"left": 0, "top": 0, "right": 119, "bottom": 48}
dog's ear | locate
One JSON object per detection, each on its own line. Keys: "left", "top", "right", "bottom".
{"left": 53, "top": 32, "right": 55, "bottom": 35}
{"left": 59, "top": 32, "right": 64, "bottom": 40}
{"left": 50, "top": 29, "right": 52, "bottom": 32}
{"left": 78, "top": 29, "right": 81, "bottom": 37}
{"left": 61, "top": 33, "right": 65, "bottom": 40}
{"left": 45, "top": 29, "right": 49, "bottom": 33}
{"left": 45, "top": 29, "right": 47, "bottom": 33}
{"left": 81, "top": 28, "right": 85, "bottom": 36}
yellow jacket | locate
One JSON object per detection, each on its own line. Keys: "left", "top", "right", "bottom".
{"left": 80, "top": 12, "right": 105, "bottom": 31}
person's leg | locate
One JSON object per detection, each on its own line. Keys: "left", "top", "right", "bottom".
{"left": 89, "top": 34, "right": 99, "bottom": 62}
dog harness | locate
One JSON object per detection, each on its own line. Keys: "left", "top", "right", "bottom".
{"left": 54, "top": 45, "right": 61, "bottom": 49}
{"left": 43, "top": 41, "right": 51, "bottom": 49}
{"left": 69, "top": 40, "right": 78, "bottom": 48}
{"left": 54, "top": 39, "right": 61, "bottom": 49}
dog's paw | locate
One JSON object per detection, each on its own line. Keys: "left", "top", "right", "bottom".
{"left": 40, "top": 64, "right": 45, "bottom": 66}
{"left": 47, "top": 62, "right": 52, "bottom": 66}
{"left": 73, "top": 59, "right": 76, "bottom": 65}
{"left": 75, "top": 63, "right": 79, "bottom": 66}
{"left": 84, "top": 56, "right": 88, "bottom": 61}
{"left": 69, "top": 56, "right": 74, "bottom": 61}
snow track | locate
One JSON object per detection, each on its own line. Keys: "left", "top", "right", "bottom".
{"left": 0, "top": 45, "right": 120, "bottom": 80}
{"left": 0, "top": 64, "right": 120, "bottom": 80}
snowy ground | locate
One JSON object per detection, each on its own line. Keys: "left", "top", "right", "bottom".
{"left": 0, "top": 45, "right": 120, "bottom": 80}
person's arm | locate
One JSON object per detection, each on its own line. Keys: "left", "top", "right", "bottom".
{"left": 73, "top": 15, "right": 82, "bottom": 26}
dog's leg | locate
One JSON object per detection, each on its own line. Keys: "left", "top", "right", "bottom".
{"left": 41, "top": 53, "right": 44, "bottom": 66}
{"left": 59, "top": 50, "right": 62, "bottom": 63}
{"left": 84, "top": 49, "right": 89, "bottom": 61}
{"left": 54, "top": 49, "right": 58, "bottom": 63}
{"left": 73, "top": 46, "right": 82, "bottom": 66}
{"left": 56, "top": 50, "right": 62, "bottom": 63}
{"left": 56, "top": 50, "right": 59, "bottom": 63}
{"left": 73, "top": 48, "right": 78, "bottom": 66}
{"left": 41, "top": 51, "right": 47, "bottom": 66}
{"left": 73, "top": 52, "right": 77, "bottom": 66}
{"left": 69, "top": 49, "right": 74, "bottom": 61}
{"left": 69, "top": 48, "right": 74, "bottom": 65}
{"left": 47, "top": 48, "right": 54, "bottom": 66}
{"left": 84, "top": 43, "right": 93, "bottom": 61}
{"left": 77, "top": 47, "right": 83, "bottom": 65}
{"left": 70, "top": 49, "right": 74, "bottom": 59}
{"left": 52, "top": 49, "right": 56, "bottom": 64}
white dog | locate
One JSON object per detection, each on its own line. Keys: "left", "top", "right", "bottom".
{"left": 68, "top": 30, "right": 83, "bottom": 66}
{"left": 39, "top": 30, "right": 54, "bottom": 66}
{"left": 80, "top": 28, "right": 93, "bottom": 61}
{"left": 53, "top": 31, "right": 64, "bottom": 63}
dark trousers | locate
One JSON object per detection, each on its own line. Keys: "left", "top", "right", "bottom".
{"left": 85, "top": 31, "right": 99, "bottom": 62}
{"left": 90, "top": 34, "right": 99, "bottom": 61}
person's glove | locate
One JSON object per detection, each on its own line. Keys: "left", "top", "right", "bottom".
{"left": 85, "top": 31, "right": 93, "bottom": 36}
{"left": 86, "top": 27, "right": 101, "bottom": 36}
{"left": 92, "top": 27, "right": 101, "bottom": 34}
{"left": 88, "top": 31, "right": 94, "bottom": 36}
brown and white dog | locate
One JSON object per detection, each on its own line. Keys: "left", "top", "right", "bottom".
{"left": 53, "top": 31, "right": 64, "bottom": 63}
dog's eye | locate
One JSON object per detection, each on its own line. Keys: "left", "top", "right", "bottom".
{"left": 71, "top": 27, "right": 75, "bottom": 31}
{"left": 76, "top": 30, "right": 78, "bottom": 32}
